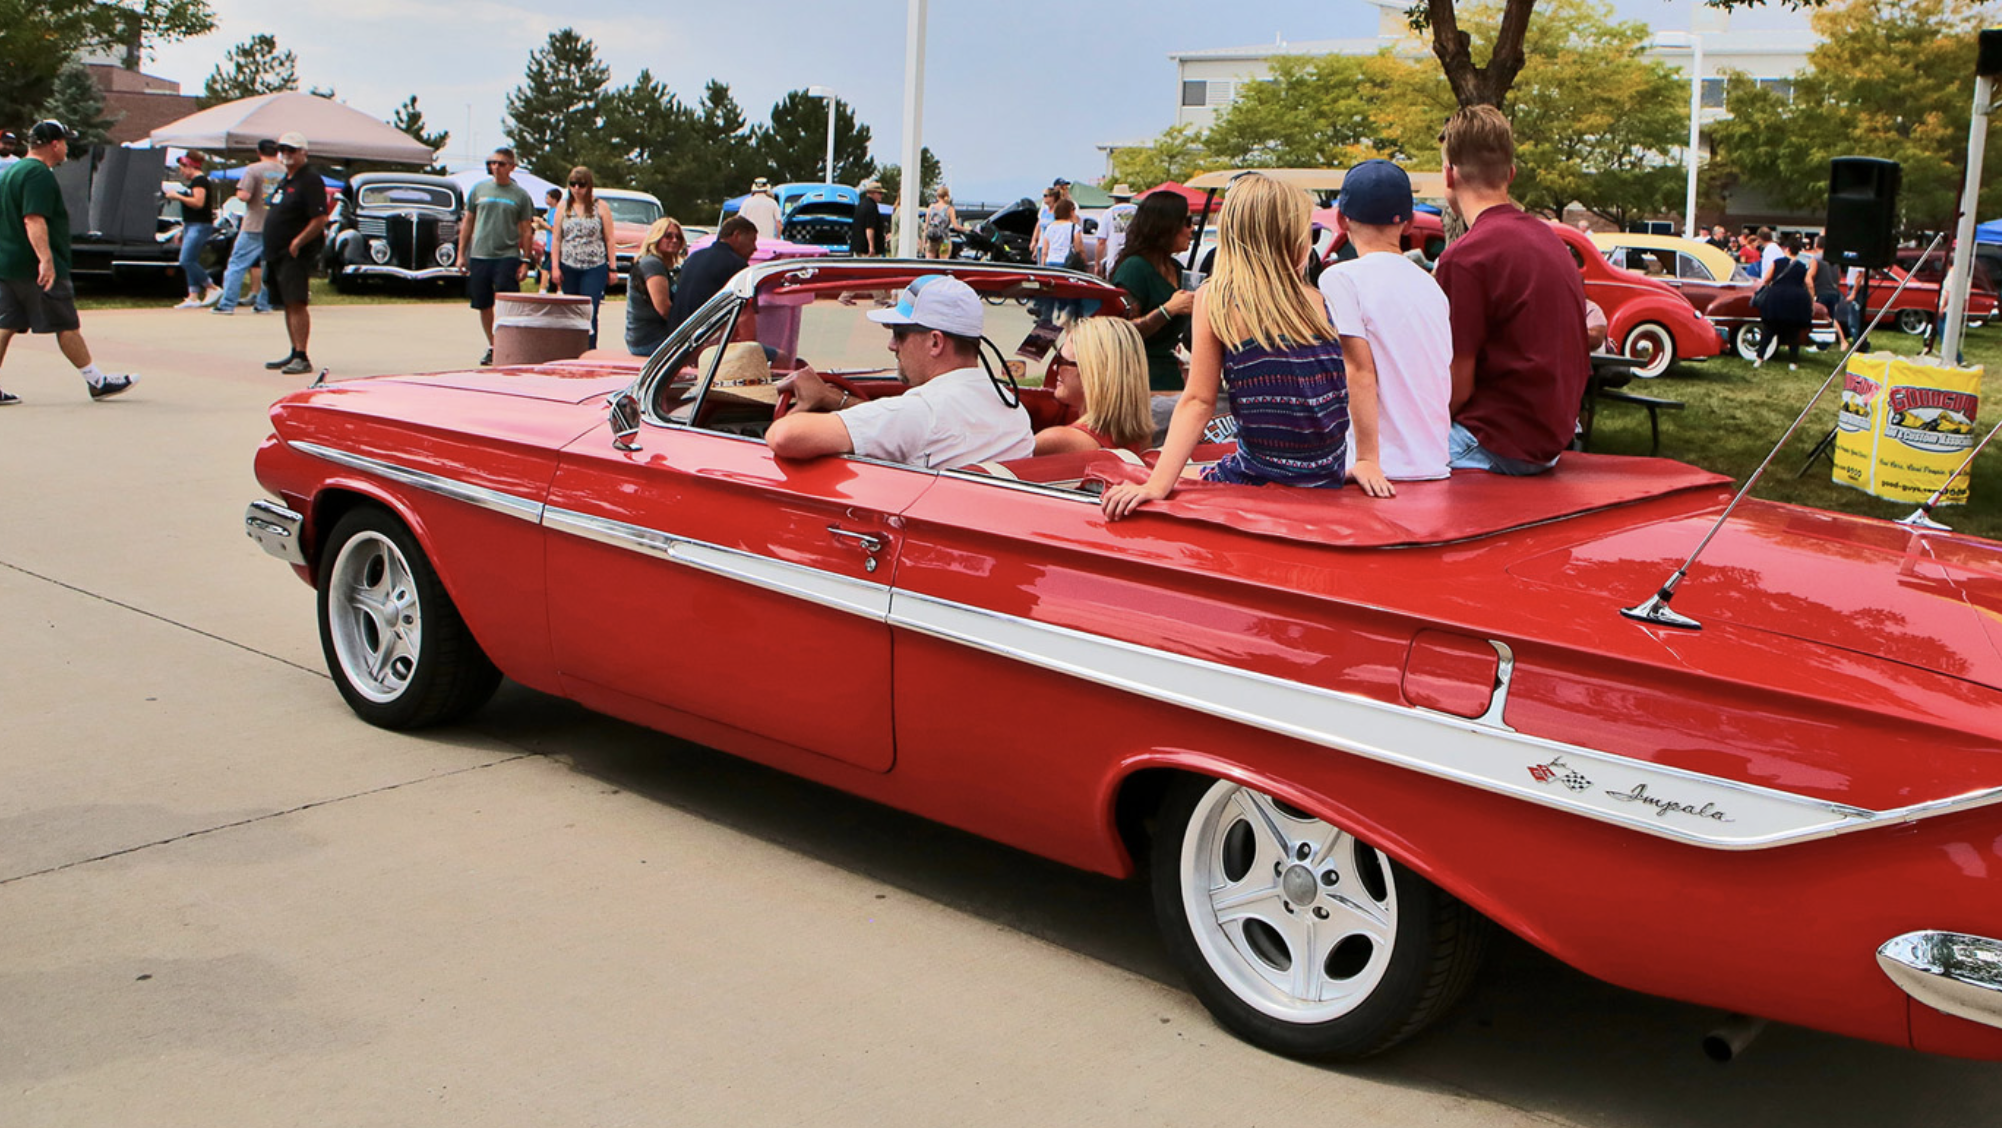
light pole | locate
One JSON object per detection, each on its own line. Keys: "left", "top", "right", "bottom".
{"left": 807, "top": 85, "right": 837, "bottom": 187}
{"left": 1654, "top": 30, "right": 1705, "bottom": 239}
{"left": 896, "top": 0, "right": 928, "bottom": 259}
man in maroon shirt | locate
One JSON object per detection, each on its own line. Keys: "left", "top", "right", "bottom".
{"left": 1432, "top": 105, "right": 1590, "bottom": 474}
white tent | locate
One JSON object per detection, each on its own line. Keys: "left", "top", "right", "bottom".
{"left": 145, "top": 92, "right": 436, "bottom": 165}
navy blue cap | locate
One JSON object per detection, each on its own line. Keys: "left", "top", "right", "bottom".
{"left": 1338, "top": 159, "right": 1414, "bottom": 226}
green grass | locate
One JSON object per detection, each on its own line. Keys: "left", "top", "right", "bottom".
{"left": 1599, "top": 324, "right": 2002, "bottom": 541}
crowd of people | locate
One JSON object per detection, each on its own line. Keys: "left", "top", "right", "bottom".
{"left": 751, "top": 104, "right": 1596, "bottom": 518}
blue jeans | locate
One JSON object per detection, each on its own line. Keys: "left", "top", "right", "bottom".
{"left": 179, "top": 223, "right": 214, "bottom": 293}
{"left": 216, "top": 231, "right": 269, "bottom": 312}
{"left": 1447, "top": 421, "right": 1558, "bottom": 475}
{"left": 560, "top": 261, "right": 609, "bottom": 349}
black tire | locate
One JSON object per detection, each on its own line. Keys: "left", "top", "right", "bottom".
{"left": 316, "top": 505, "right": 500, "bottom": 729}
{"left": 1151, "top": 775, "right": 1489, "bottom": 1060}
{"left": 1897, "top": 308, "right": 1932, "bottom": 336}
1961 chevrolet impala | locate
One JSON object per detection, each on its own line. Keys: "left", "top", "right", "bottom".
{"left": 244, "top": 258, "right": 2002, "bottom": 1062}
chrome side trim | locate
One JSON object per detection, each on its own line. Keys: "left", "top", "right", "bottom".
{"left": 883, "top": 590, "right": 2002, "bottom": 851}
{"left": 1878, "top": 931, "right": 2002, "bottom": 1029}
{"left": 288, "top": 443, "right": 2002, "bottom": 850}
{"left": 244, "top": 499, "right": 306, "bottom": 565}
{"left": 290, "top": 441, "right": 545, "bottom": 524}
{"left": 541, "top": 506, "right": 891, "bottom": 621}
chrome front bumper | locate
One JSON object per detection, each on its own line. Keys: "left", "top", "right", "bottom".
{"left": 337, "top": 265, "right": 467, "bottom": 281}
{"left": 1878, "top": 931, "right": 2002, "bottom": 1029}
{"left": 244, "top": 500, "right": 306, "bottom": 566}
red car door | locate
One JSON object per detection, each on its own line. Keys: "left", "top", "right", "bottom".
{"left": 542, "top": 420, "right": 931, "bottom": 774}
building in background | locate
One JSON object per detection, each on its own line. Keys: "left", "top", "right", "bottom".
{"left": 81, "top": 62, "right": 200, "bottom": 146}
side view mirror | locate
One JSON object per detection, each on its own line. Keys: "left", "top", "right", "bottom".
{"left": 608, "top": 389, "right": 642, "bottom": 451}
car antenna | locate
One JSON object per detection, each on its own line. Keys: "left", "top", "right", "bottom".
{"left": 1896, "top": 413, "right": 2002, "bottom": 531}
{"left": 1621, "top": 233, "right": 1946, "bottom": 631}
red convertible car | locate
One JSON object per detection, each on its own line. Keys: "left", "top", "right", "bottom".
{"left": 244, "top": 259, "right": 2002, "bottom": 1063}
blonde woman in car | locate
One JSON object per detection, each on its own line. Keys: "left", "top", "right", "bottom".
{"left": 1102, "top": 172, "right": 1391, "bottom": 520}
{"left": 1034, "top": 316, "right": 1154, "bottom": 455}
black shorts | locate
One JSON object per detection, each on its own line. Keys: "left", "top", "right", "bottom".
{"left": 467, "top": 257, "right": 522, "bottom": 310}
{"left": 266, "top": 243, "right": 317, "bottom": 307}
{"left": 0, "top": 276, "right": 82, "bottom": 334}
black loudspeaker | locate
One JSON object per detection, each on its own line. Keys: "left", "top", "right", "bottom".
{"left": 1825, "top": 157, "right": 1901, "bottom": 270}
{"left": 1978, "top": 27, "right": 2002, "bottom": 77}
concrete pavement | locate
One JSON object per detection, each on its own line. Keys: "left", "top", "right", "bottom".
{"left": 1, "top": 302, "right": 1997, "bottom": 1126}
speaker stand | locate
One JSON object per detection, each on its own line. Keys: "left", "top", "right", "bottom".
{"left": 1796, "top": 425, "right": 1839, "bottom": 477}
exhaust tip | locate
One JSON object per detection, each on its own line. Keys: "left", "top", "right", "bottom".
{"left": 1703, "top": 1014, "right": 1768, "bottom": 1063}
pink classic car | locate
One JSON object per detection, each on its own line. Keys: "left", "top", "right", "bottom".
{"left": 245, "top": 259, "right": 2002, "bottom": 1063}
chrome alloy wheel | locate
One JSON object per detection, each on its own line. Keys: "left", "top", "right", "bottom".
{"left": 1180, "top": 782, "right": 1399, "bottom": 1023}
{"left": 325, "top": 530, "right": 423, "bottom": 703}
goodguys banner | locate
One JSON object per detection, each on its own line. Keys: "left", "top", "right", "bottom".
{"left": 1833, "top": 354, "right": 1983, "bottom": 505}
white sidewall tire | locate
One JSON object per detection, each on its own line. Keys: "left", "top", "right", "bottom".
{"left": 1625, "top": 322, "right": 1676, "bottom": 378}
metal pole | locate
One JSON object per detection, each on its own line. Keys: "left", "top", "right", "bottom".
{"left": 896, "top": 0, "right": 928, "bottom": 259}
{"left": 824, "top": 98, "right": 837, "bottom": 187}
{"left": 1685, "top": 32, "right": 1703, "bottom": 240}
{"left": 1941, "top": 72, "right": 1994, "bottom": 362}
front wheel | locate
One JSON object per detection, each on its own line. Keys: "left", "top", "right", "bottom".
{"left": 317, "top": 506, "right": 500, "bottom": 729}
{"left": 1623, "top": 321, "right": 1676, "bottom": 378}
{"left": 1897, "top": 308, "right": 1933, "bottom": 336}
{"left": 1152, "top": 776, "right": 1489, "bottom": 1060}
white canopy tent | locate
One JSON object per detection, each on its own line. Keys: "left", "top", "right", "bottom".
{"left": 144, "top": 92, "right": 437, "bottom": 165}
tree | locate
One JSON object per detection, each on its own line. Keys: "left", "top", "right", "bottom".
{"left": 1104, "top": 125, "right": 1213, "bottom": 190}
{"left": 40, "top": 63, "right": 121, "bottom": 146}
{"left": 591, "top": 69, "right": 697, "bottom": 204}
{"left": 673, "top": 80, "right": 762, "bottom": 216}
{"left": 504, "top": 28, "right": 611, "bottom": 182}
{"left": 754, "top": 90, "right": 875, "bottom": 184}
{"left": 392, "top": 95, "right": 450, "bottom": 174}
{"left": 875, "top": 148, "right": 941, "bottom": 201}
{"left": 1497, "top": 0, "right": 1688, "bottom": 225}
{"left": 200, "top": 33, "right": 297, "bottom": 109}
{"left": 1204, "top": 52, "right": 1443, "bottom": 168}
{"left": 1709, "top": 0, "right": 1993, "bottom": 231}
{"left": 0, "top": 0, "right": 216, "bottom": 127}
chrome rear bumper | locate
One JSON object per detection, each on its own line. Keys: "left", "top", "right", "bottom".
{"left": 245, "top": 500, "right": 306, "bottom": 566}
{"left": 1878, "top": 931, "right": 2002, "bottom": 1029}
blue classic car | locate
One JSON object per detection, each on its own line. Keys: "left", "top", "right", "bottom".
{"left": 719, "top": 183, "right": 887, "bottom": 254}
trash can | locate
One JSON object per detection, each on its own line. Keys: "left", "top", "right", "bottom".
{"left": 492, "top": 292, "right": 592, "bottom": 366}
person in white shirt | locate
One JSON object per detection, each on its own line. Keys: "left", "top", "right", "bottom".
{"left": 1758, "top": 226, "right": 1785, "bottom": 274}
{"left": 739, "top": 177, "right": 783, "bottom": 242}
{"left": 1097, "top": 185, "right": 1137, "bottom": 280}
{"left": 1316, "top": 160, "right": 1453, "bottom": 481}
{"left": 767, "top": 274, "right": 1033, "bottom": 469}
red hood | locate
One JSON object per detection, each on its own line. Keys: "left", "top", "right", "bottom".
{"left": 380, "top": 359, "right": 642, "bottom": 404}
{"left": 1510, "top": 502, "right": 2002, "bottom": 691}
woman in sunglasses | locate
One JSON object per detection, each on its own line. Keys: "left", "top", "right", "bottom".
{"left": 1034, "top": 316, "right": 1154, "bottom": 455}
{"left": 550, "top": 165, "right": 617, "bottom": 348}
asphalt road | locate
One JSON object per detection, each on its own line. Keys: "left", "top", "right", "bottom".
{"left": 1, "top": 301, "right": 1997, "bottom": 1126}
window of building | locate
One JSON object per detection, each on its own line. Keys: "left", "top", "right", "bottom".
{"left": 1182, "top": 80, "right": 1207, "bottom": 108}
{"left": 1700, "top": 78, "right": 1726, "bottom": 109}
{"left": 1756, "top": 78, "right": 1794, "bottom": 100}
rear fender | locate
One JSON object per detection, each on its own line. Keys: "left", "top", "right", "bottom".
{"left": 1613, "top": 298, "right": 1720, "bottom": 359}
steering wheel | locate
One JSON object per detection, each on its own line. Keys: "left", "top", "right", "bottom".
{"left": 774, "top": 367, "right": 870, "bottom": 419}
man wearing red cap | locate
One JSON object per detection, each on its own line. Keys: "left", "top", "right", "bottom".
{"left": 0, "top": 120, "right": 137, "bottom": 405}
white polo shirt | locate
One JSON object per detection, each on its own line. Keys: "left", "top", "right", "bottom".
{"left": 837, "top": 367, "right": 1034, "bottom": 469}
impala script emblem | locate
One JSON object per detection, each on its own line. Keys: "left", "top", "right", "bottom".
{"left": 1605, "top": 782, "right": 1735, "bottom": 823}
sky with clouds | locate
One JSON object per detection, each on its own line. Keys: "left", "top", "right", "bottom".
{"left": 144, "top": 0, "right": 1815, "bottom": 204}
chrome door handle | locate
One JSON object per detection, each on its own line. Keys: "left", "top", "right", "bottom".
{"left": 827, "top": 525, "right": 885, "bottom": 553}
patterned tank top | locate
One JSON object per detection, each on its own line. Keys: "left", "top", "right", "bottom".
{"left": 1202, "top": 335, "right": 1350, "bottom": 488}
{"left": 559, "top": 206, "right": 608, "bottom": 269}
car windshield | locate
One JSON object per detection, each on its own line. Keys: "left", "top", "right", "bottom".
{"left": 358, "top": 184, "right": 456, "bottom": 210}
{"left": 606, "top": 197, "right": 662, "bottom": 226}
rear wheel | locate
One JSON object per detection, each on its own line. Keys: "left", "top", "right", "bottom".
{"left": 1623, "top": 322, "right": 1676, "bottom": 378}
{"left": 1152, "top": 776, "right": 1489, "bottom": 1060}
{"left": 316, "top": 506, "right": 500, "bottom": 729}
{"left": 1732, "top": 323, "right": 1766, "bottom": 362}
{"left": 1897, "top": 308, "right": 1933, "bottom": 336}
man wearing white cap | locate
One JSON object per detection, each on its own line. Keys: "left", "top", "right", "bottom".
{"left": 767, "top": 274, "right": 1032, "bottom": 468}
{"left": 739, "top": 177, "right": 782, "bottom": 242}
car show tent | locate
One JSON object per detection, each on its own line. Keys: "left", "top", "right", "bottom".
{"left": 144, "top": 92, "right": 437, "bottom": 165}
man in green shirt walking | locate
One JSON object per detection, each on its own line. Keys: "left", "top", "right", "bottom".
{"left": 0, "top": 120, "right": 135, "bottom": 404}
{"left": 457, "top": 147, "right": 537, "bottom": 366}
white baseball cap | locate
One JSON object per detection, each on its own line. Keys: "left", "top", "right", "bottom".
{"left": 866, "top": 275, "right": 985, "bottom": 338}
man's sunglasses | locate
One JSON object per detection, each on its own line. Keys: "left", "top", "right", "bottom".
{"left": 486, "top": 160, "right": 512, "bottom": 169}
{"left": 568, "top": 180, "right": 586, "bottom": 187}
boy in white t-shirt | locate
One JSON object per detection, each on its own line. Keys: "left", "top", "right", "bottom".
{"left": 1316, "top": 160, "right": 1453, "bottom": 480}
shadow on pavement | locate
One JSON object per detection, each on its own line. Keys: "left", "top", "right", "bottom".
{"left": 466, "top": 681, "right": 2000, "bottom": 1128}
